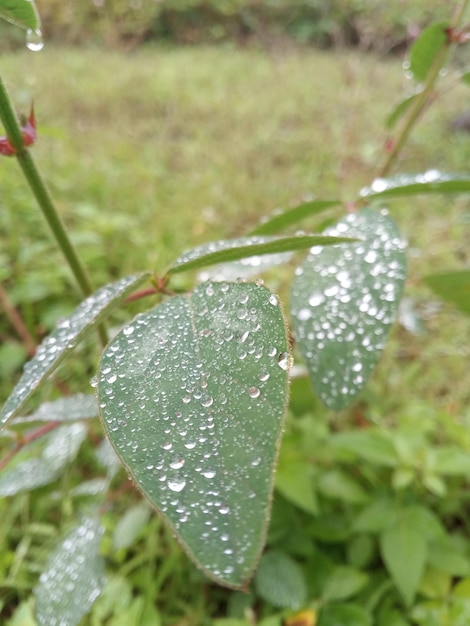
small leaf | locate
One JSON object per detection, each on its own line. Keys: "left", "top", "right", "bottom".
{"left": 409, "top": 22, "right": 448, "bottom": 83}
{"left": 380, "top": 510, "right": 428, "bottom": 606}
{"left": 329, "top": 431, "right": 398, "bottom": 467}
{"left": 35, "top": 516, "right": 106, "bottom": 626}
{"left": 11, "top": 394, "right": 98, "bottom": 425}
{"left": 460, "top": 71, "right": 470, "bottom": 87}
{"left": 322, "top": 566, "right": 369, "bottom": 602}
{"left": 167, "top": 235, "right": 356, "bottom": 275}
{"left": 198, "top": 251, "right": 293, "bottom": 283}
{"left": 291, "top": 209, "right": 406, "bottom": 410}
{"left": 255, "top": 550, "right": 307, "bottom": 609}
{"left": 353, "top": 498, "right": 399, "bottom": 534}
{"left": 318, "top": 603, "right": 372, "bottom": 626}
{"left": 113, "top": 502, "right": 152, "bottom": 551}
{"left": 428, "top": 537, "right": 470, "bottom": 576}
{"left": 98, "top": 281, "right": 290, "bottom": 588}
{"left": 0, "top": 273, "right": 149, "bottom": 428}
{"left": 275, "top": 459, "right": 318, "bottom": 515}
{"left": 317, "top": 470, "right": 369, "bottom": 504}
{"left": 386, "top": 94, "right": 419, "bottom": 130}
{"left": 359, "top": 171, "right": 470, "bottom": 199}
{"left": 250, "top": 199, "right": 341, "bottom": 235}
{"left": 0, "top": 423, "right": 87, "bottom": 496}
{"left": 0, "top": 0, "right": 40, "bottom": 31}
{"left": 424, "top": 270, "right": 470, "bottom": 317}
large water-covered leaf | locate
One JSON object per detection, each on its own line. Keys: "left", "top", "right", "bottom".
{"left": 0, "top": 423, "right": 87, "bottom": 496}
{"left": 360, "top": 171, "right": 470, "bottom": 199}
{"left": 291, "top": 209, "right": 406, "bottom": 410}
{"left": 0, "top": 0, "right": 40, "bottom": 30}
{"left": 167, "top": 235, "right": 355, "bottom": 275}
{"left": 98, "top": 281, "right": 290, "bottom": 588}
{"left": 0, "top": 273, "right": 149, "bottom": 428}
{"left": 35, "top": 516, "right": 106, "bottom": 626}
{"left": 424, "top": 269, "right": 470, "bottom": 317}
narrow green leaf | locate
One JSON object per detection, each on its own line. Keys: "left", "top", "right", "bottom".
{"left": 360, "top": 172, "right": 470, "bottom": 199}
{"left": 113, "top": 502, "right": 152, "bottom": 551}
{"left": 11, "top": 394, "right": 98, "bottom": 425}
{"left": 0, "top": 273, "right": 149, "bottom": 428}
{"left": 353, "top": 498, "right": 399, "bottom": 534}
{"left": 167, "top": 235, "right": 356, "bottom": 275}
{"left": 0, "top": 0, "right": 40, "bottom": 31}
{"left": 322, "top": 566, "right": 369, "bottom": 602}
{"left": 98, "top": 281, "right": 290, "bottom": 589}
{"left": 317, "top": 470, "right": 369, "bottom": 504}
{"left": 250, "top": 199, "right": 341, "bottom": 236}
{"left": 380, "top": 510, "right": 428, "bottom": 606}
{"left": 291, "top": 209, "right": 406, "bottom": 410}
{"left": 409, "top": 22, "right": 448, "bottom": 83}
{"left": 198, "top": 251, "right": 294, "bottom": 283}
{"left": 428, "top": 537, "right": 470, "bottom": 576}
{"left": 433, "top": 446, "right": 470, "bottom": 475}
{"left": 460, "top": 71, "right": 470, "bottom": 87}
{"left": 424, "top": 270, "right": 470, "bottom": 317}
{"left": 275, "top": 459, "right": 318, "bottom": 515}
{"left": 386, "top": 94, "right": 419, "bottom": 130}
{"left": 0, "top": 423, "right": 87, "bottom": 496}
{"left": 35, "top": 516, "right": 106, "bottom": 626}
{"left": 255, "top": 551, "right": 307, "bottom": 609}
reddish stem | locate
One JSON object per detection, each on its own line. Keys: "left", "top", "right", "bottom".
{"left": 0, "top": 420, "right": 62, "bottom": 472}
{"left": 0, "top": 283, "right": 36, "bottom": 356}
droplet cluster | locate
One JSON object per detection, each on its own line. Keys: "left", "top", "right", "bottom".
{"left": 291, "top": 209, "right": 406, "bottom": 410}
{"left": 97, "top": 281, "right": 290, "bottom": 585}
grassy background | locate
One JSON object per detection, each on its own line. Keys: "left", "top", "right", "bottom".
{"left": 1, "top": 43, "right": 470, "bottom": 624}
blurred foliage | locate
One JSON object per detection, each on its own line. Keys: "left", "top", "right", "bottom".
{"left": 0, "top": 0, "right": 452, "bottom": 51}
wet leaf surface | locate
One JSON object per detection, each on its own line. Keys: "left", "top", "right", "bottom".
{"left": 0, "top": 0, "right": 40, "bottom": 31}
{"left": 291, "top": 209, "right": 406, "bottom": 410}
{"left": 35, "top": 516, "right": 106, "bottom": 626}
{"left": 10, "top": 394, "right": 98, "bottom": 425}
{"left": 359, "top": 171, "right": 470, "bottom": 199}
{"left": 98, "top": 281, "right": 290, "bottom": 588}
{"left": 0, "top": 273, "right": 149, "bottom": 428}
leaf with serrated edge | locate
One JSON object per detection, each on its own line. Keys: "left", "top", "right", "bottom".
{"left": 291, "top": 209, "right": 406, "bottom": 410}
{"left": 167, "top": 235, "right": 356, "bottom": 275}
{"left": 98, "top": 281, "right": 290, "bottom": 588}
{"left": 0, "top": 273, "right": 149, "bottom": 428}
{"left": 0, "top": 0, "right": 40, "bottom": 30}
{"left": 35, "top": 516, "right": 106, "bottom": 626}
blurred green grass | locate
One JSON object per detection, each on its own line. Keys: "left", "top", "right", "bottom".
{"left": 0, "top": 44, "right": 469, "bottom": 405}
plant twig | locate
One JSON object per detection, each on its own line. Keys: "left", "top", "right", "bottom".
{"left": 0, "top": 420, "right": 61, "bottom": 472}
{"left": 0, "top": 73, "right": 108, "bottom": 348}
{"left": 0, "top": 283, "right": 36, "bottom": 356}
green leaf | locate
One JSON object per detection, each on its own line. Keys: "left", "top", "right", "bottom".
{"left": 254, "top": 550, "right": 307, "bottom": 609}
{"left": 275, "top": 458, "right": 318, "bottom": 515}
{"left": 0, "top": 0, "right": 40, "bottom": 31}
{"left": 318, "top": 603, "right": 372, "bottom": 626}
{"left": 317, "top": 470, "right": 369, "bottom": 504}
{"left": 98, "top": 281, "right": 290, "bottom": 589}
{"left": 386, "top": 94, "right": 419, "bottom": 130}
{"left": 461, "top": 71, "right": 470, "bottom": 87}
{"left": 11, "top": 394, "right": 98, "bottom": 426}
{"left": 113, "top": 502, "right": 152, "bottom": 551}
{"left": 380, "top": 510, "right": 428, "bottom": 606}
{"left": 291, "top": 209, "right": 406, "bottom": 410}
{"left": 322, "top": 566, "right": 369, "bottom": 601}
{"left": 409, "top": 22, "right": 448, "bottom": 83}
{"left": 424, "top": 270, "right": 470, "bottom": 317}
{"left": 0, "top": 273, "right": 149, "bottom": 428}
{"left": 167, "top": 235, "right": 356, "bottom": 275}
{"left": 329, "top": 431, "right": 398, "bottom": 467}
{"left": 353, "top": 498, "right": 399, "bottom": 533}
{"left": 250, "top": 200, "right": 341, "bottom": 236}
{"left": 428, "top": 537, "right": 470, "bottom": 576}
{"left": 0, "top": 423, "right": 87, "bottom": 496}
{"left": 432, "top": 445, "right": 470, "bottom": 475}
{"left": 35, "top": 516, "right": 106, "bottom": 626}
{"left": 360, "top": 172, "right": 470, "bottom": 200}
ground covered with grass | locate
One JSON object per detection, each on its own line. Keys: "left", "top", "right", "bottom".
{"left": 1, "top": 44, "right": 470, "bottom": 625}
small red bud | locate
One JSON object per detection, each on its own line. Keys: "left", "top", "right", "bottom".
{"left": 0, "top": 104, "right": 37, "bottom": 157}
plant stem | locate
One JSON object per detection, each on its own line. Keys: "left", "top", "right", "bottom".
{"left": 0, "top": 73, "right": 108, "bottom": 347}
{"left": 377, "top": 0, "right": 470, "bottom": 179}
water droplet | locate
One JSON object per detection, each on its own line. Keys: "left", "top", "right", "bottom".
{"left": 123, "top": 325, "right": 135, "bottom": 336}
{"left": 201, "top": 395, "right": 213, "bottom": 408}
{"left": 162, "top": 442, "right": 172, "bottom": 451}
{"left": 268, "top": 294, "right": 279, "bottom": 306}
{"left": 169, "top": 457, "right": 185, "bottom": 469}
{"left": 202, "top": 469, "right": 216, "bottom": 479}
{"left": 167, "top": 477, "right": 186, "bottom": 492}
{"left": 184, "top": 440, "right": 196, "bottom": 450}
{"left": 277, "top": 352, "right": 292, "bottom": 371}
{"left": 26, "top": 28, "right": 44, "bottom": 52}
{"left": 309, "top": 292, "right": 325, "bottom": 307}
{"left": 249, "top": 387, "right": 260, "bottom": 398}
{"left": 90, "top": 375, "right": 98, "bottom": 388}
{"left": 259, "top": 370, "right": 270, "bottom": 382}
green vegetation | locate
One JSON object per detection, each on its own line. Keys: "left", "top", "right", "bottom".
{"left": 1, "top": 2, "right": 470, "bottom": 625}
